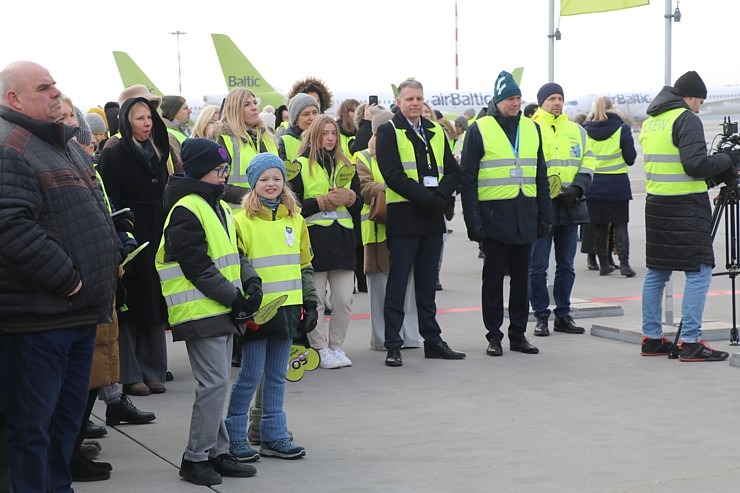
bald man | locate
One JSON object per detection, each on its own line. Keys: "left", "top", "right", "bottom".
{"left": 0, "top": 61, "right": 118, "bottom": 492}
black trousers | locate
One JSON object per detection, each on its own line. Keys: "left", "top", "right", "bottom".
{"left": 481, "top": 239, "right": 531, "bottom": 343}
{"left": 384, "top": 235, "right": 444, "bottom": 349}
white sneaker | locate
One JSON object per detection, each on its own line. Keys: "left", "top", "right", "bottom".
{"left": 318, "top": 348, "right": 342, "bottom": 369}
{"left": 332, "top": 348, "right": 352, "bottom": 367}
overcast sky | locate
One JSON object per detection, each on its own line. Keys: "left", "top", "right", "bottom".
{"left": 1, "top": 0, "right": 737, "bottom": 111}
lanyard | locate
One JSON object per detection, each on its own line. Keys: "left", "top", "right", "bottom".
{"left": 509, "top": 126, "right": 520, "bottom": 160}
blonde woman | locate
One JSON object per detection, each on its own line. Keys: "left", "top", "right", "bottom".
{"left": 288, "top": 115, "right": 364, "bottom": 369}
{"left": 582, "top": 96, "right": 637, "bottom": 277}
{"left": 190, "top": 104, "right": 220, "bottom": 138}
{"left": 208, "top": 88, "right": 278, "bottom": 205}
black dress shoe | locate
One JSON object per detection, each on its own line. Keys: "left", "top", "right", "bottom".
{"left": 70, "top": 450, "right": 111, "bottom": 482}
{"left": 553, "top": 316, "right": 585, "bottom": 334}
{"left": 486, "top": 340, "right": 503, "bottom": 356}
{"left": 85, "top": 420, "right": 107, "bottom": 439}
{"left": 106, "top": 395, "right": 156, "bottom": 425}
{"left": 179, "top": 457, "right": 222, "bottom": 486}
{"left": 533, "top": 316, "right": 550, "bottom": 337}
{"left": 510, "top": 337, "right": 539, "bottom": 354}
{"left": 424, "top": 341, "right": 466, "bottom": 360}
{"left": 385, "top": 348, "right": 402, "bottom": 367}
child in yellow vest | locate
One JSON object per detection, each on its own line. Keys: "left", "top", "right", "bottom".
{"left": 226, "top": 153, "right": 318, "bottom": 460}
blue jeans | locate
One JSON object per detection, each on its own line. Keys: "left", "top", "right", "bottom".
{"left": 642, "top": 265, "right": 712, "bottom": 343}
{"left": 529, "top": 224, "right": 578, "bottom": 318}
{"left": 226, "top": 338, "right": 292, "bottom": 444}
{"left": 3, "top": 325, "right": 95, "bottom": 493}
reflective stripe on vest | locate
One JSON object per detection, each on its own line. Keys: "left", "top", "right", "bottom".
{"left": 281, "top": 134, "right": 301, "bottom": 161}
{"left": 539, "top": 119, "right": 595, "bottom": 188}
{"left": 155, "top": 195, "right": 241, "bottom": 326}
{"left": 357, "top": 150, "right": 387, "bottom": 245}
{"left": 639, "top": 108, "right": 707, "bottom": 196}
{"left": 223, "top": 133, "right": 279, "bottom": 189}
{"left": 589, "top": 128, "right": 628, "bottom": 175}
{"left": 296, "top": 157, "right": 354, "bottom": 229}
{"left": 233, "top": 211, "right": 304, "bottom": 307}
{"left": 167, "top": 127, "right": 187, "bottom": 144}
{"left": 475, "top": 116, "right": 538, "bottom": 200}
{"left": 385, "top": 120, "right": 446, "bottom": 204}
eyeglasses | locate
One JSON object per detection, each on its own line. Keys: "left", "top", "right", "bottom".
{"left": 213, "top": 165, "right": 230, "bottom": 177}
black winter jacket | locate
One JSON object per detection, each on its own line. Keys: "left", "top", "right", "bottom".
{"left": 0, "top": 107, "right": 118, "bottom": 332}
{"left": 460, "top": 109, "right": 552, "bottom": 245}
{"left": 644, "top": 86, "right": 736, "bottom": 271}
{"left": 583, "top": 113, "right": 636, "bottom": 202}
{"left": 97, "top": 97, "right": 170, "bottom": 322}
{"left": 376, "top": 111, "right": 461, "bottom": 237}
{"left": 161, "top": 175, "right": 257, "bottom": 342}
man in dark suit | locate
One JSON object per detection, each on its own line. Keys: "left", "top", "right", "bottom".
{"left": 376, "top": 80, "right": 464, "bottom": 367}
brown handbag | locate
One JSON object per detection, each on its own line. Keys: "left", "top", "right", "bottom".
{"left": 368, "top": 190, "right": 387, "bottom": 224}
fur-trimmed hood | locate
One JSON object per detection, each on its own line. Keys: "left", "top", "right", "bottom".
{"left": 287, "top": 76, "right": 333, "bottom": 113}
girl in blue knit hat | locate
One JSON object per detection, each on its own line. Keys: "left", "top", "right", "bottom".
{"left": 226, "top": 152, "right": 318, "bottom": 461}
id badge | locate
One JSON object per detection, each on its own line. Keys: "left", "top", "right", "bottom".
{"left": 322, "top": 211, "right": 338, "bottom": 220}
{"left": 510, "top": 168, "right": 523, "bottom": 178}
{"left": 423, "top": 176, "right": 439, "bottom": 187}
{"left": 285, "top": 226, "right": 295, "bottom": 247}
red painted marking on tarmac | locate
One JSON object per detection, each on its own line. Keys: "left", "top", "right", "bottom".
{"left": 342, "top": 291, "right": 736, "bottom": 320}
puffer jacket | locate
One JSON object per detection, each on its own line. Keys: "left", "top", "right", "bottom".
{"left": 643, "top": 86, "right": 737, "bottom": 271}
{"left": 0, "top": 106, "right": 118, "bottom": 332}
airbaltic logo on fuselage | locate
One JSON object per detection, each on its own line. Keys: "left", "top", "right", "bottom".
{"left": 610, "top": 93, "right": 652, "bottom": 105}
{"left": 430, "top": 92, "right": 492, "bottom": 108}
{"left": 228, "top": 75, "right": 262, "bottom": 88}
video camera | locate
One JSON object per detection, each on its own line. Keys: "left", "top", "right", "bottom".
{"left": 717, "top": 116, "right": 740, "bottom": 153}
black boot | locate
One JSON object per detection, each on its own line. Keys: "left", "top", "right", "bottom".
{"left": 70, "top": 449, "right": 110, "bottom": 482}
{"left": 179, "top": 457, "right": 221, "bottom": 486}
{"left": 105, "top": 395, "right": 156, "bottom": 426}
{"left": 598, "top": 255, "right": 615, "bottom": 276}
{"left": 586, "top": 254, "right": 599, "bottom": 271}
{"left": 620, "top": 262, "right": 636, "bottom": 277}
{"left": 533, "top": 315, "right": 550, "bottom": 337}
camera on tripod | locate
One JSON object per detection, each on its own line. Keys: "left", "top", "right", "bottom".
{"left": 718, "top": 116, "right": 740, "bottom": 153}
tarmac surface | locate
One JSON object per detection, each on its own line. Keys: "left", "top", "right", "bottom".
{"left": 77, "top": 132, "right": 740, "bottom": 493}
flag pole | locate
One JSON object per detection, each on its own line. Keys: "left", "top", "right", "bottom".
{"left": 548, "top": 0, "right": 555, "bottom": 82}
{"left": 664, "top": 0, "right": 672, "bottom": 85}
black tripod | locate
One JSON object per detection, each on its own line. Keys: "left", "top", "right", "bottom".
{"left": 668, "top": 184, "right": 740, "bottom": 358}
{"left": 709, "top": 184, "right": 740, "bottom": 345}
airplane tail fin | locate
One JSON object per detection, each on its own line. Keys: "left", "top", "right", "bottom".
{"left": 211, "top": 34, "right": 284, "bottom": 108}
{"left": 112, "top": 52, "right": 164, "bottom": 97}
{"left": 512, "top": 67, "right": 524, "bottom": 86}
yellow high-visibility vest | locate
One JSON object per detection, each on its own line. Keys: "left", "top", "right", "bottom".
{"left": 296, "top": 156, "right": 354, "bottom": 229}
{"left": 589, "top": 128, "right": 628, "bottom": 175}
{"left": 222, "top": 132, "right": 279, "bottom": 189}
{"left": 533, "top": 109, "right": 596, "bottom": 188}
{"left": 475, "top": 116, "right": 539, "bottom": 200}
{"left": 233, "top": 210, "right": 303, "bottom": 307}
{"left": 356, "top": 150, "right": 387, "bottom": 245}
{"left": 155, "top": 194, "right": 241, "bottom": 326}
{"left": 640, "top": 108, "right": 707, "bottom": 196}
{"left": 281, "top": 134, "right": 301, "bottom": 162}
{"left": 385, "top": 120, "right": 446, "bottom": 204}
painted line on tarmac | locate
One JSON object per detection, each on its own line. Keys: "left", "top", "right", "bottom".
{"left": 592, "top": 289, "right": 734, "bottom": 304}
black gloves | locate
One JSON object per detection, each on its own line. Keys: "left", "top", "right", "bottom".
{"left": 242, "top": 278, "right": 263, "bottom": 316}
{"left": 538, "top": 221, "right": 552, "bottom": 238}
{"left": 467, "top": 225, "right": 485, "bottom": 243}
{"left": 122, "top": 243, "right": 137, "bottom": 259}
{"left": 230, "top": 292, "right": 251, "bottom": 327}
{"left": 298, "top": 302, "right": 319, "bottom": 334}
{"left": 113, "top": 210, "right": 135, "bottom": 233}
{"left": 557, "top": 186, "right": 582, "bottom": 207}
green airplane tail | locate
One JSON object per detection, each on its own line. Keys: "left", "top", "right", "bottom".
{"left": 511, "top": 67, "right": 524, "bottom": 86}
{"left": 211, "top": 34, "right": 284, "bottom": 108}
{"left": 112, "top": 52, "right": 164, "bottom": 97}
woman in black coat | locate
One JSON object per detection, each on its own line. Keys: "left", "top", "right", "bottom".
{"left": 98, "top": 97, "right": 171, "bottom": 394}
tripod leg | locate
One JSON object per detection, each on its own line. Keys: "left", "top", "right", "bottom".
{"left": 667, "top": 319, "right": 682, "bottom": 359}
